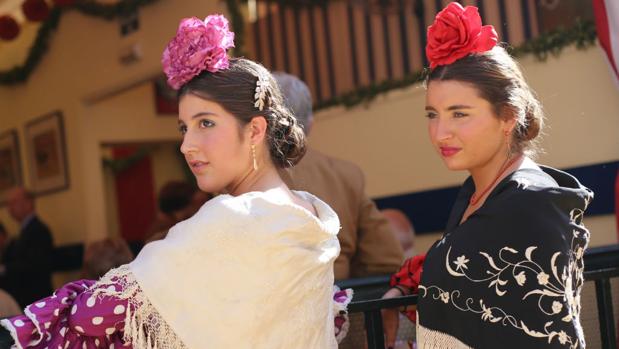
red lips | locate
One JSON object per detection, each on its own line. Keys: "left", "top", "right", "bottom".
{"left": 188, "top": 160, "right": 209, "bottom": 172}
{"left": 439, "top": 146, "right": 461, "bottom": 157}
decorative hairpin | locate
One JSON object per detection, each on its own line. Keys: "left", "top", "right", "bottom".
{"left": 162, "top": 14, "right": 235, "bottom": 90}
{"left": 254, "top": 75, "right": 268, "bottom": 111}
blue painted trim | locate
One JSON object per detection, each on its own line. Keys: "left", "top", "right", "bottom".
{"left": 375, "top": 161, "right": 619, "bottom": 234}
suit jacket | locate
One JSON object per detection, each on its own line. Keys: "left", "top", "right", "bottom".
{"left": 2, "top": 216, "right": 54, "bottom": 307}
{"left": 280, "top": 148, "right": 403, "bottom": 279}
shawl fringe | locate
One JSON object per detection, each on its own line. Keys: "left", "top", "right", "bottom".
{"left": 93, "top": 265, "right": 187, "bottom": 349}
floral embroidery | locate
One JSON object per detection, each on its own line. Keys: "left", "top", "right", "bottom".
{"left": 421, "top": 209, "right": 588, "bottom": 348}
{"left": 454, "top": 255, "right": 470, "bottom": 271}
{"left": 515, "top": 271, "right": 526, "bottom": 286}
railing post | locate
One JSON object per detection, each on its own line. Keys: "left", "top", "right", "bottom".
{"left": 595, "top": 278, "right": 617, "bottom": 349}
{"left": 364, "top": 309, "right": 386, "bottom": 349}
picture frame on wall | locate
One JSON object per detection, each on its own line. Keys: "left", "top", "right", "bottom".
{"left": 24, "top": 111, "right": 70, "bottom": 195}
{"left": 0, "top": 129, "right": 22, "bottom": 205}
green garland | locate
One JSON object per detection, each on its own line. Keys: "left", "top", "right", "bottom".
{"left": 102, "top": 146, "right": 154, "bottom": 174}
{"left": 0, "top": 0, "right": 158, "bottom": 85}
{"left": 510, "top": 19, "right": 597, "bottom": 60}
{"left": 314, "top": 19, "right": 597, "bottom": 110}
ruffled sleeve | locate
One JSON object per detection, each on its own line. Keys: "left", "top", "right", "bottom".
{"left": 1, "top": 279, "right": 131, "bottom": 349}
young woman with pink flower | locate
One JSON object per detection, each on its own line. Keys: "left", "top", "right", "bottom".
{"left": 382, "top": 3, "right": 592, "bottom": 349}
{"left": 0, "top": 14, "right": 352, "bottom": 349}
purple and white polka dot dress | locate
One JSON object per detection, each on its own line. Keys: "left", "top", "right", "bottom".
{"left": 2, "top": 279, "right": 131, "bottom": 348}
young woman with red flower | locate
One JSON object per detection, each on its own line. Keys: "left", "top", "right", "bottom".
{"left": 382, "top": 3, "right": 593, "bottom": 349}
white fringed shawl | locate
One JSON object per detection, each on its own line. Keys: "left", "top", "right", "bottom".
{"left": 94, "top": 191, "right": 341, "bottom": 349}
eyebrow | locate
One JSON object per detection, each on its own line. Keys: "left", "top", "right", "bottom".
{"left": 178, "top": 111, "right": 217, "bottom": 124}
{"left": 191, "top": 111, "right": 217, "bottom": 119}
{"left": 425, "top": 105, "right": 473, "bottom": 111}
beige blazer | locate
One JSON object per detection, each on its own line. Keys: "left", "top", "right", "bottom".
{"left": 280, "top": 148, "right": 403, "bottom": 279}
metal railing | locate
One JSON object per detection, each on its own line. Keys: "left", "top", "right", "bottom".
{"left": 337, "top": 244, "right": 619, "bottom": 349}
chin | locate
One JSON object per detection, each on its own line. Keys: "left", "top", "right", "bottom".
{"left": 196, "top": 178, "right": 223, "bottom": 194}
{"left": 441, "top": 158, "right": 468, "bottom": 171}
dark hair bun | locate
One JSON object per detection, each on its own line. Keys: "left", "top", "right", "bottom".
{"left": 522, "top": 101, "right": 542, "bottom": 141}
{"left": 268, "top": 109, "right": 306, "bottom": 168}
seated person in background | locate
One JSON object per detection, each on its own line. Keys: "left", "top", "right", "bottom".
{"left": 81, "top": 238, "right": 134, "bottom": 279}
{"left": 145, "top": 181, "right": 212, "bottom": 243}
{"left": 381, "top": 209, "right": 416, "bottom": 259}
{"left": 274, "top": 72, "right": 403, "bottom": 279}
{"left": 2, "top": 187, "right": 53, "bottom": 308}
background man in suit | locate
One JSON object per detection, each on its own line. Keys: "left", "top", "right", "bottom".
{"left": 1, "top": 187, "right": 54, "bottom": 307}
{"left": 274, "top": 72, "right": 403, "bottom": 280}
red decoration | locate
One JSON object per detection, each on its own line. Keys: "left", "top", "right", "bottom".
{"left": 22, "top": 0, "right": 50, "bottom": 22}
{"left": 0, "top": 15, "right": 20, "bottom": 41}
{"left": 52, "top": 0, "right": 75, "bottom": 7}
{"left": 112, "top": 146, "right": 156, "bottom": 242}
{"left": 390, "top": 254, "right": 426, "bottom": 322}
{"left": 426, "top": 2, "right": 498, "bottom": 69}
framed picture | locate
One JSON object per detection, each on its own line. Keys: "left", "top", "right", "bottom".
{"left": 0, "top": 129, "right": 22, "bottom": 205}
{"left": 24, "top": 111, "right": 70, "bottom": 195}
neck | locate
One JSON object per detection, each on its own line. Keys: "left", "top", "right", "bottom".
{"left": 226, "top": 163, "right": 285, "bottom": 196}
{"left": 469, "top": 150, "right": 524, "bottom": 202}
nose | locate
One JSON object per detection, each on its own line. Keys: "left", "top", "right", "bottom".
{"left": 433, "top": 117, "right": 453, "bottom": 142}
{"left": 180, "top": 131, "right": 198, "bottom": 155}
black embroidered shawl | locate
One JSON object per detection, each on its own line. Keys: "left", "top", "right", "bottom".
{"left": 417, "top": 166, "right": 593, "bottom": 349}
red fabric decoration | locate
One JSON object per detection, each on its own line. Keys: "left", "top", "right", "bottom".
{"left": 0, "top": 15, "right": 20, "bottom": 41}
{"left": 52, "top": 0, "right": 75, "bottom": 7}
{"left": 390, "top": 254, "right": 426, "bottom": 322}
{"left": 113, "top": 146, "right": 156, "bottom": 242}
{"left": 22, "top": 0, "right": 50, "bottom": 22}
{"left": 426, "top": 2, "right": 498, "bottom": 69}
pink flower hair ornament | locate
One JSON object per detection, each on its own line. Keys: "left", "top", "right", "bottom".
{"left": 426, "top": 2, "right": 498, "bottom": 69}
{"left": 162, "top": 14, "right": 235, "bottom": 90}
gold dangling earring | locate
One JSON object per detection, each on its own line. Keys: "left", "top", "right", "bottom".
{"left": 504, "top": 130, "right": 512, "bottom": 160}
{"left": 251, "top": 144, "right": 258, "bottom": 171}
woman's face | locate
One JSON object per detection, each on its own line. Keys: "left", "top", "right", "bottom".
{"left": 178, "top": 94, "right": 252, "bottom": 193}
{"left": 425, "top": 80, "right": 511, "bottom": 172}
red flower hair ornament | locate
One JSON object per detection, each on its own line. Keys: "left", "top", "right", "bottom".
{"left": 426, "top": 2, "right": 498, "bottom": 69}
